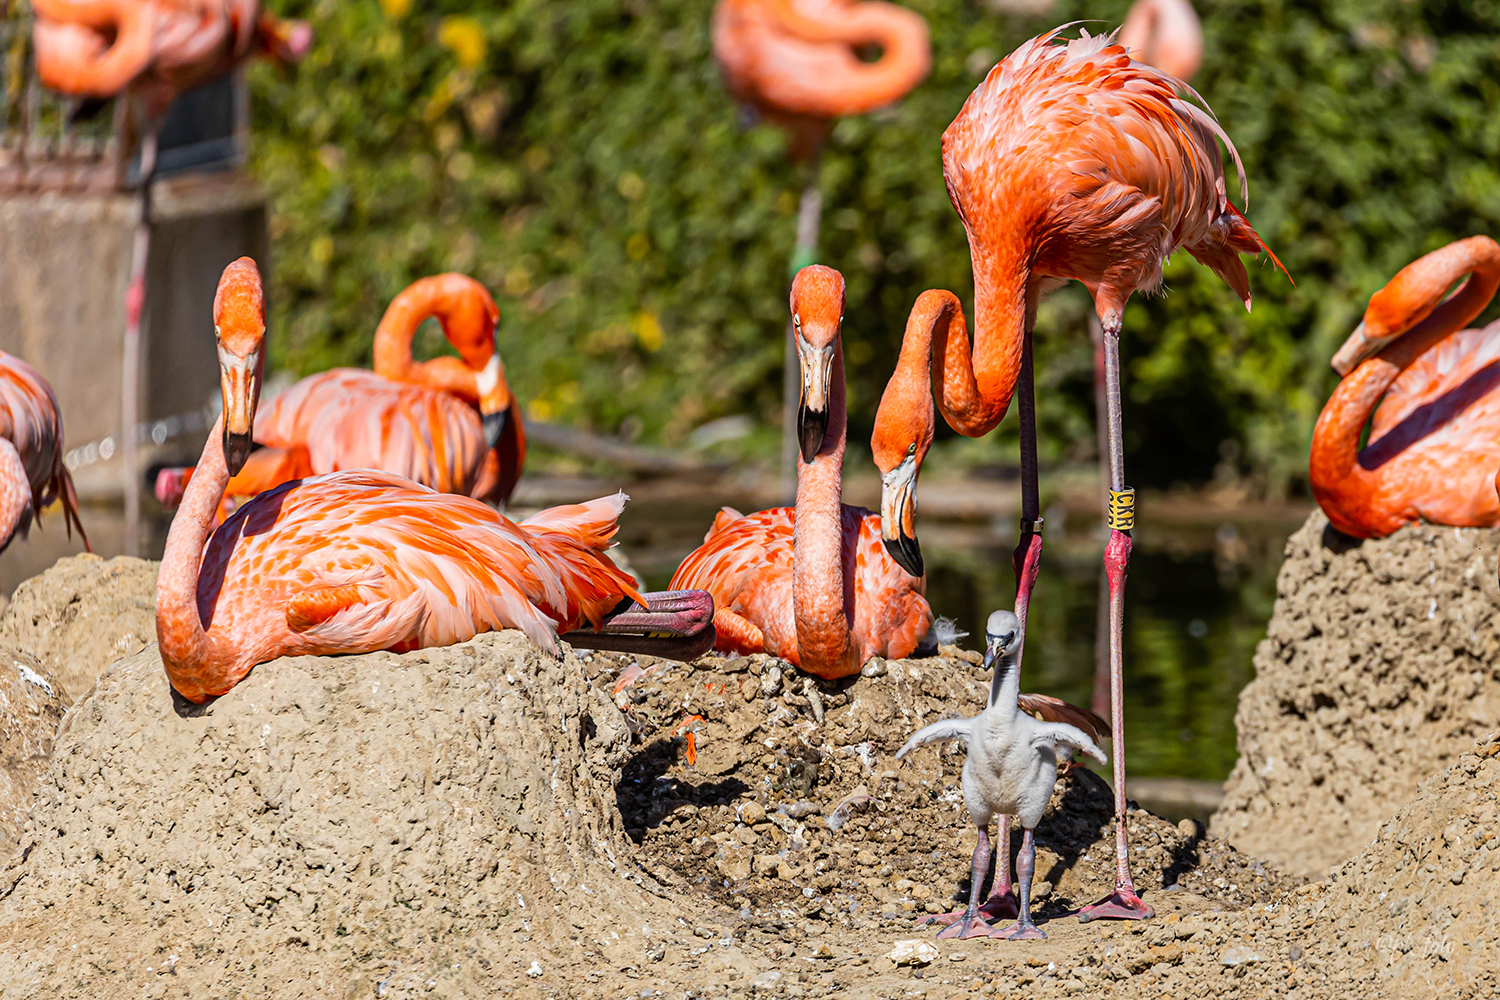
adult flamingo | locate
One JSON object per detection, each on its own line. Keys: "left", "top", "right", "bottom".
{"left": 1310, "top": 237, "right": 1500, "bottom": 539}
{"left": 0, "top": 353, "right": 89, "bottom": 553}
{"left": 670, "top": 266, "right": 931, "bottom": 677}
{"left": 156, "top": 274, "right": 525, "bottom": 515}
{"left": 871, "top": 26, "right": 1280, "bottom": 925}
{"left": 712, "top": 0, "right": 930, "bottom": 496}
{"left": 158, "top": 259, "right": 713, "bottom": 703}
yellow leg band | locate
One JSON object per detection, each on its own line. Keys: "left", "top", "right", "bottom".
{"left": 1107, "top": 488, "right": 1136, "bottom": 531}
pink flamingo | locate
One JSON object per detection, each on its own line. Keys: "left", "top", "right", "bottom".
{"left": 0, "top": 353, "right": 89, "bottom": 553}
{"left": 156, "top": 259, "right": 713, "bottom": 704}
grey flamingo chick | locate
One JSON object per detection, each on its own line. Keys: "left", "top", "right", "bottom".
{"left": 897, "top": 610, "right": 1107, "bottom": 940}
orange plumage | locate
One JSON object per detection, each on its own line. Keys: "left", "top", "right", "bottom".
{"left": 32, "top": 0, "right": 310, "bottom": 111}
{"left": 0, "top": 352, "right": 88, "bottom": 553}
{"left": 157, "top": 259, "right": 643, "bottom": 704}
{"left": 1311, "top": 237, "right": 1500, "bottom": 539}
{"left": 157, "top": 274, "right": 526, "bottom": 516}
{"left": 671, "top": 266, "right": 931, "bottom": 678}
{"left": 712, "top": 0, "right": 930, "bottom": 158}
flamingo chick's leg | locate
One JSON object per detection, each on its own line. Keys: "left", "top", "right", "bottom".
{"left": 561, "top": 590, "right": 718, "bottom": 661}
{"left": 1078, "top": 312, "right": 1153, "bottom": 923}
{"left": 995, "top": 828, "right": 1046, "bottom": 940}
{"left": 933, "top": 825, "right": 997, "bottom": 940}
{"left": 927, "top": 821, "right": 1018, "bottom": 926}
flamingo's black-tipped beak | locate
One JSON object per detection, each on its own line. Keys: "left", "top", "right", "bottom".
{"left": 798, "top": 404, "right": 828, "bottom": 464}
{"left": 482, "top": 406, "right": 509, "bottom": 450}
{"left": 880, "top": 450, "right": 923, "bottom": 579}
{"left": 795, "top": 333, "right": 834, "bottom": 463}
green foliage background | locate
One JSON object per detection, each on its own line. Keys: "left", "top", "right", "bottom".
{"left": 250, "top": 0, "right": 1500, "bottom": 492}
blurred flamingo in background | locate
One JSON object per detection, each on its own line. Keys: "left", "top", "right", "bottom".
{"left": 155, "top": 274, "right": 526, "bottom": 517}
{"left": 872, "top": 26, "right": 1281, "bottom": 926}
{"left": 0, "top": 353, "right": 89, "bottom": 554}
{"left": 1311, "top": 237, "right": 1500, "bottom": 539}
{"left": 157, "top": 259, "right": 714, "bottom": 704}
{"left": 712, "top": 0, "right": 930, "bottom": 497}
{"left": 31, "top": 0, "right": 310, "bottom": 552}
{"left": 1118, "top": 0, "right": 1202, "bottom": 81}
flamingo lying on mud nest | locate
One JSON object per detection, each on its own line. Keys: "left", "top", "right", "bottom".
{"left": 1311, "top": 236, "right": 1500, "bottom": 539}
{"left": 0, "top": 353, "right": 89, "bottom": 553}
{"left": 900, "top": 611, "right": 1108, "bottom": 941}
{"left": 872, "top": 25, "right": 1283, "bottom": 923}
{"left": 157, "top": 259, "right": 713, "bottom": 704}
{"left": 156, "top": 273, "right": 526, "bottom": 518}
{"left": 671, "top": 266, "right": 932, "bottom": 678}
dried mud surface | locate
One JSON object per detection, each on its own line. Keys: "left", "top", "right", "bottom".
{"left": 0, "top": 547, "right": 1491, "bottom": 997}
{"left": 1213, "top": 510, "right": 1500, "bottom": 876}
{"left": 0, "top": 650, "right": 64, "bottom": 855}
{"left": 0, "top": 554, "right": 157, "bottom": 705}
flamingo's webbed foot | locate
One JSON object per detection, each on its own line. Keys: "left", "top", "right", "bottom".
{"left": 566, "top": 590, "right": 717, "bottom": 661}
{"left": 1077, "top": 887, "right": 1154, "bottom": 923}
{"left": 934, "top": 912, "right": 995, "bottom": 940}
{"left": 993, "top": 918, "right": 1046, "bottom": 941}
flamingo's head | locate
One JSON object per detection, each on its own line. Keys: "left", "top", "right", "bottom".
{"left": 1329, "top": 237, "right": 1500, "bottom": 375}
{"left": 213, "top": 258, "right": 266, "bottom": 477}
{"left": 789, "top": 265, "right": 845, "bottom": 463}
{"left": 870, "top": 290, "right": 949, "bottom": 581}
{"left": 982, "top": 609, "right": 1021, "bottom": 679}
{"left": 431, "top": 275, "right": 512, "bottom": 448}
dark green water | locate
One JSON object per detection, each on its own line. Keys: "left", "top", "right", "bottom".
{"left": 622, "top": 498, "right": 1300, "bottom": 784}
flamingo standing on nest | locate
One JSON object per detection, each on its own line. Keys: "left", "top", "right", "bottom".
{"left": 156, "top": 274, "right": 525, "bottom": 516}
{"left": 712, "top": 0, "right": 930, "bottom": 495}
{"left": 0, "top": 353, "right": 89, "bottom": 553}
{"left": 871, "top": 26, "right": 1282, "bottom": 924}
{"left": 157, "top": 258, "right": 713, "bottom": 704}
{"left": 1311, "top": 237, "right": 1500, "bottom": 539}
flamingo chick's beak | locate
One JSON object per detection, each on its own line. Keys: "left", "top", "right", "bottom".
{"left": 1329, "top": 320, "right": 1395, "bottom": 377}
{"left": 475, "top": 353, "right": 512, "bottom": 450}
{"left": 796, "top": 333, "right": 833, "bottom": 463}
{"left": 881, "top": 448, "right": 923, "bottom": 579}
{"left": 217, "top": 342, "right": 262, "bottom": 477}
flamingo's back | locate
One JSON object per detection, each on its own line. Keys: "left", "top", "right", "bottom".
{"left": 190, "top": 473, "right": 645, "bottom": 695}
{"left": 1358, "top": 322, "right": 1500, "bottom": 528}
{"left": 255, "top": 369, "right": 489, "bottom": 496}
{"left": 0, "top": 351, "right": 87, "bottom": 547}
{"left": 943, "top": 26, "right": 1275, "bottom": 313}
{"left": 669, "top": 504, "right": 930, "bottom": 665}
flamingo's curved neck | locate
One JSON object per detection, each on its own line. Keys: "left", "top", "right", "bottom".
{"left": 157, "top": 415, "right": 227, "bottom": 674}
{"left": 371, "top": 285, "right": 474, "bottom": 399}
{"left": 793, "top": 339, "right": 857, "bottom": 674}
{"left": 1310, "top": 244, "right": 1500, "bottom": 531}
{"left": 943, "top": 236, "right": 1032, "bottom": 436}
{"left": 766, "top": 0, "right": 929, "bottom": 110}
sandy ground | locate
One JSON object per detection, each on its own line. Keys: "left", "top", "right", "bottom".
{"left": 0, "top": 545, "right": 1492, "bottom": 998}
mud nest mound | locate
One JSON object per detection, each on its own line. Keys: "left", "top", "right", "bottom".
{"left": 593, "top": 648, "right": 1284, "bottom": 947}
{"left": 0, "top": 633, "right": 690, "bottom": 998}
{"left": 0, "top": 650, "right": 64, "bottom": 855}
{"left": 1213, "top": 511, "right": 1500, "bottom": 876}
{"left": 0, "top": 554, "right": 157, "bottom": 704}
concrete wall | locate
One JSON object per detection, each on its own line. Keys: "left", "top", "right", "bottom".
{"left": 0, "top": 173, "right": 268, "bottom": 499}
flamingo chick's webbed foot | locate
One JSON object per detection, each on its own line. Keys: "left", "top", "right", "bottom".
{"left": 931, "top": 827, "right": 1002, "bottom": 940}
{"left": 562, "top": 589, "right": 717, "bottom": 661}
{"left": 993, "top": 828, "right": 1046, "bottom": 940}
